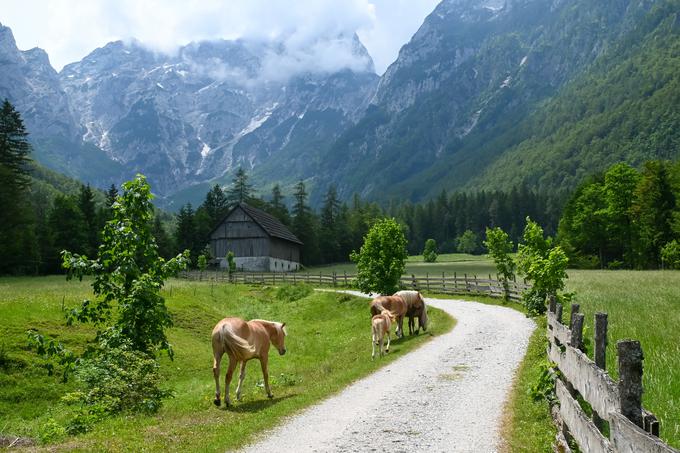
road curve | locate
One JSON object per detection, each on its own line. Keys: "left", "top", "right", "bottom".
{"left": 238, "top": 293, "right": 535, "bottom": 453}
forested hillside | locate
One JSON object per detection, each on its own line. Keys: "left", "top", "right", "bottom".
{"left": 474, "top": 1, "right": 680, "bottom": 191}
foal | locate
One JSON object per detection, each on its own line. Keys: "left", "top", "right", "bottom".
{"left": 369, "top": 295, "right": 408, "bottom": 338}
{"left": 372, "top": 310, "right": 395, "bottom": 359}
{"left": 211, "top": 317, "right": 287, "bottom": 407}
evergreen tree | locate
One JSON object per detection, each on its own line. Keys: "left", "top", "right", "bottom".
{"left": 0, "top": 99, "right": 38, "bottom": 274}
{"left": 225, "top": 167, "right": 253, "bottom": 207}
{"left": 46, "top": 195, "right": 87, "bottom": 272}
{"left": 78, "top": 184, "right": 99, "bottom": 257}
{"left": 269, "top": 184, "right": 291, "bottom": 225}
{"left": 152, "top": 216, "right": 175, "bottom": 260}
{"left": 202, "top": 184, "right": 229, "bottom": 227}
{"left": 320, "top": 185, "right": 341, "bottom": 263}
{"left": 292, "top": 181, "right": 319, "bottom": 265}
{"left": 175, "top": 203, "right": 198, "bottom": 263}
{"left": 106, "top": 184, "right": 119, "bottom": 208}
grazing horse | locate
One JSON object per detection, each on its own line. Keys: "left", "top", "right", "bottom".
{"left": 211, "top": 317, "right": 287, "bottom": 407}
{"left": 395, "top": 290, "right": 429, "bottom": 335}
{"left": 370, "top": 295, "right": 408, "bottom": 338}
{"left": 372, "top": 310, "right": 396, "bottom": 359}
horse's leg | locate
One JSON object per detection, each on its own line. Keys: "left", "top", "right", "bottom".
{"left": 259, "top": 355, "right": 273, "bottom": 399}
{"left": 224, "top": 357, "right": 237, "bottom": 407}
{"left": 213, "top": 351, "right": 222, "bottom": 406}
{"left": 371, "top": 330, "right": 376, "bottom": 359}
{"left": 398, "top": 315, "right": 404, "bottom": 338}
{"left": 386, "top": 330, "right": 391, "bottom": 353}
{"left": 236, "top": 360, "right": 247, "bottom": 401}
{"left": 408, "top": 315, "right": 414, "bottom": 335}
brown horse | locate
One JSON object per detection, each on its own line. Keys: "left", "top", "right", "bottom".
{"left": 395, "top": 290, "right": 428, "bottom": 335}
{"left": 372, "top": 309, "right": 396, "bottom": 359}
{"left": 369, "top": 295, "right": 407, "bottom": 338}
{"left": 211, "top": 317, "right": 287, "bottom": 407}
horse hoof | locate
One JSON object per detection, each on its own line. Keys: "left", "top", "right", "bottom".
{"left": 214, "top": 398, "right": 221, "bottom": 407}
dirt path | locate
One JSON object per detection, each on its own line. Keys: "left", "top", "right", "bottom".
{"left": 239, "top": 293, "right": 535, "bottom": 453}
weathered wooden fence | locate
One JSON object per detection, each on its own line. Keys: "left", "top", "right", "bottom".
{"left": 546, "top": 297, "right": 678, "bottom": 453}
{"left": 178, "top": 270, "right": 529, "bottom": 300}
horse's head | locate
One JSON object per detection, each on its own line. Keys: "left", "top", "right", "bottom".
{"left": 419, "top": 297, "right": 429, "bottom": 331}
{"left": 272, "top": 322, "right": 287, "bottom": 355}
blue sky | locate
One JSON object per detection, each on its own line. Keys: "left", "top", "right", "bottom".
{"left": 2, "top": 0, "right": 441, "bottom": 73}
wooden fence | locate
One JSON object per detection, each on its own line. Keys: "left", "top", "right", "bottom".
{"left": 178, "top": 270, "right": 529, "bottom": 300}
{"left": 546, "top": 297, "right": 678, "bottom": 453}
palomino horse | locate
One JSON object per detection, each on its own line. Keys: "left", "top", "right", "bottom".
{"left": 395, "top": 290, "right": 428, "bottom": 335}
{"left": 371, "top": 309, "right": 396, "bottom": 359}
{"left": 369, "top": 295, "right": 407, "bottom": 338}
{"left": 211, "top": 317, "right": 287, "bottom": 407}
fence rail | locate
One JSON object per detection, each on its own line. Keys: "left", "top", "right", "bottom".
{"left": 546, "top": 297, "right": 678, "bottom": 453}
{"left": 178, "top": 270, "right": 529, "bottom": 300}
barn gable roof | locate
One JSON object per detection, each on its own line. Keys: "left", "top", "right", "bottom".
{"left": 213, "top": 202, "right": 303, "bottom": 245}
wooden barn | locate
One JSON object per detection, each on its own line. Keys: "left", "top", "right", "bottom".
{"left": 209, "top": 203, "right": 303, "bottom": 272}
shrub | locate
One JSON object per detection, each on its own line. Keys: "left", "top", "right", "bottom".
{"left": 226, "top": 251, "right": 236, "bottom": 273}
{"left": 484, "top": 227, "right": 515, "bottom": 301}
{"left": 661, "top": 240, "right": 680, "bottom": 269}
{"left": 423, "top": 238, "right": 438, "bottom": 262}
{"left": 276, "top": 284, "right": 313, "bottom": 302}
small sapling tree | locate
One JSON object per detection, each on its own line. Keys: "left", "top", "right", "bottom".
{"left": 517, "top": 217, "right": 569, "bottom": 315}
{"left": 423, "top": 238, "right": 438, "bottom": 262}
{"left": 28, "top": 174, "right": 189, "bottom": 427}
{"left": 484, "top": 227, "right": 516, "bottom": 302}
{"left": 351, "top": 218, "right": 407, "bottom": 295}
{"left": 197, "top": 254, "right": 207, "bottom": 280}
{"left": 226, "top": 251, "right": 236, "bottom": 273}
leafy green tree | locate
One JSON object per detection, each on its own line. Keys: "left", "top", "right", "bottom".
{"left": 517, "top": 218, "right": 569, "bottom": 315}
{"left": 423, "top": 238, "right": 438, "bottom": 263}
{"left": 152, "top": 216, "right": 175, "bottom": 260}
{"left": 631, "top": 161, "right": 675, "bottom": 268}
{"left": 484, "top": 227, "right": 515, "bottom": 301}
{"left": 225, "top": 167, "right": 253, "bottom": 207}
{"left": 226, "top": 251, "right": 236, "bottom": 273}
{"left": 456, "top": 230, "right": 480, "bottom": 255}
{"left": 351, "top": 218, "right": 407, "bottom": 295}
{"left": 603, "top": 163, "right": 640, "bottom": 265}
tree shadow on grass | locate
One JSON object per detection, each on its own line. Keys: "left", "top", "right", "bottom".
{"left": 221, "top": 393, "right": 298, "bottom": 413}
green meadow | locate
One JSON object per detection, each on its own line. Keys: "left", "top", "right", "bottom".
{"left": 0, "top": 276, "right": 454, "bottom": 451}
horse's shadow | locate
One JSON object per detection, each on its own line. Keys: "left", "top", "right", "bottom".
{"left": 220, "top": 393, "right": 297, "bottom": 413}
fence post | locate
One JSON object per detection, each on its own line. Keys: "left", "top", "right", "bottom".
{"left": 411, "top": 274, "right": 417, "bottom": 290}
{"left": 454, "top": 272, "right": 457, "bottom": 291}
{"left": 426, "top": 272, "right": 430, "bottom": 292}
{"left": 570, "top": 313, "right": 585, "bottom": 351}
{"left": 548, "top": 295, "right": 557, "bottom": 314}
{"left": 570, "top": 303, "right": 580, "bottom": 328}
{"left": 618, "top": 340, "right": 644, "bottom": 428}
{"left": 593, "top": 313, "right": 608, "bottom": 432}
{"left": 442, "top": 272, "right": 445, "bottom": 293}
{"left": 555, "top": 303, "right": 563, "bottom": 324}
{"left": 464, "top": 273, "right": 469, "bottom": 292}
{"left": 333, "top": 272, "right": 337, "bottom": 287}
{"left": 473, "top": 275, "right": 478, "bottom": 294}
{"left": 344, "top": 271, "right": 348, "bottom": 287}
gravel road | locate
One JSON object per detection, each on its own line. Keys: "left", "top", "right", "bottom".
{"left": 239, "top": 293, "right": 535, "bottom": 453}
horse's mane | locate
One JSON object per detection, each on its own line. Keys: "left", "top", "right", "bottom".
{"left": 250, "top": 319, "right": 286, "bottom": 335}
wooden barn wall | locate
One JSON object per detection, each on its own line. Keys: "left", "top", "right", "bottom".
{"left": 211, "top": 237, "right": 270, "bottom": 259}
{"left": 269, "top": 238, "right": 301, "bottom": 262}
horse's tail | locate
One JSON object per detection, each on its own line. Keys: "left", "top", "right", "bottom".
{"left": 381, "top": 308, "right": 397, "bottom": 322}
{"left": 216, "top": 323, "right": 255, "bottom": 361}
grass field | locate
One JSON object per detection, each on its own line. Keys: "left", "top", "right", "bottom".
{"left": 0, "top": 276, "right": 454, "bottom": 451}
{"left": 565, "top": 270, "right": 680, "bottom": 448}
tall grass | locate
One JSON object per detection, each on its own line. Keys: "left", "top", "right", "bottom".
{"left": 0, "top": 276, "right": 454, "bottom": 451}
{"left": 566, "top": 270, "right": 680, "bottom": 447}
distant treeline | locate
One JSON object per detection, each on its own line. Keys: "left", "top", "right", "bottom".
{"left": 558, "top": 160, "right": 680, "bottom": 269}
{"left": 172, "top": 169, "right": 564, "bottom": 266}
